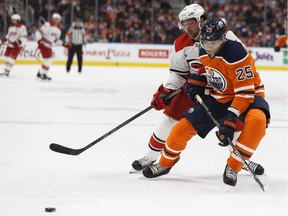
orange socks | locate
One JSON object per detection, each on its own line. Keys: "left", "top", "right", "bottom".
{"left": 228, "top": 109, "right": 267, "bottom": 172}
{"left": 159, "top": 118, "right": 197, "bottom": 168}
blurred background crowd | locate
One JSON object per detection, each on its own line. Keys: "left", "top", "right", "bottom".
{"left": 0, "top": 0, "right": 287, "bottom": 47}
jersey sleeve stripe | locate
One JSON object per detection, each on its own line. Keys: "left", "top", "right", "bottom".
{"left": 255, "top": 85, "right": 265, "bottom": 91}
{"left": 228, "top": 106, "right": 241, "bottom": 116}
{"left": 210, "top": 94, "right": 234, "bottom": 100}
{"left": 234, "top": 85, "right": 255, "bottom": 93}
{"left": 170, "top": 69, "right": 190, "bottom": 77}
{"left": 236, "top": 90, "right": 255, "bottom": 95}
{"left": 255, "top": 89, "right": 265, "bottom": 94}
{"left": 170, "top": 68, "right": 190, "bottom": 74}
{"left": 235, "top": 94, "right": 254, "bottom": 99}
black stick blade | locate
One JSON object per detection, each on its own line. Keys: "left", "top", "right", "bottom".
{"left": 49, "top": 143, "right": 82, "bottom": 155}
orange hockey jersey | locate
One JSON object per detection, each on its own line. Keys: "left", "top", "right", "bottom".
{"left": 199, "top": 40, "right": 265, "bottom": 116}
{"left": 275, "top": 35, "right": 288, "bottom": 48}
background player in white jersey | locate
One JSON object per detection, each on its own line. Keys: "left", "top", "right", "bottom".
{"left": 0, "top": 14, "right": 27, "bottom": 77}
{"left": 131, "top": 4, "right": 264, "bottom": 175}
{"left": 36, "top": 13, "right": 63, "bottom": 81}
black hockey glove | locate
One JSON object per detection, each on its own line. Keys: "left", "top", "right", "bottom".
{"left": 274, "top": 46, "right": 280, "bottom": 52}
{"left": 216, "top": 112, "right": 237, "bottom": 147}
{"left": 185, "top": 73, "right": 207, "bottom": 102}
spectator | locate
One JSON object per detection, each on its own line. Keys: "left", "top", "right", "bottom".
{"left": 13, "top": 0, "right": 288, "bottom": 46}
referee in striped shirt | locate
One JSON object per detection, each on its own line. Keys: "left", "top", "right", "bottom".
{"left": 65, "top": 19, "right": 86, "bottom": 73}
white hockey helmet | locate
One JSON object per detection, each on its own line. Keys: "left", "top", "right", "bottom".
{"left": 52, "top": 13, "right": 61, "bottom": 20}
{"left": 178, "top": 4, "right": 205, "bottom": 29}
{"left": 11, "top": 14, "right": 21, "bottom": 21}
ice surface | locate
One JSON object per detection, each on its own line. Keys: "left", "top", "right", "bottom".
{"left": 0, "top": 65, "right": 287, "bottom": 216}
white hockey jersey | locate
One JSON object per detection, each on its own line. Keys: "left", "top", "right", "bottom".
{"left": 36, "top": 21, "right": 62, "bottom": 48}
{"left": 4, "top": 23, "right": 28, "bottom": 48}
{"left": 165, "top": 33, "right": 201, "bottom": 90}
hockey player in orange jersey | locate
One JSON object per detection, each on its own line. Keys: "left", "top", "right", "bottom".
{"left": 131, "top": 4, "right": 264, "bottom": 176}
{"left": 142, "top": 18, "right": 270, "bottom": 187}
{"left": 274, "top": 35, "right": 288, "bottom": 52}
{"left": 274, "top": 16, "right": 287, "bottom": 52}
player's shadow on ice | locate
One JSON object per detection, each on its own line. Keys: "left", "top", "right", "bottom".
{"left": 139, "top": 173, "right": 285, "bottom": 194}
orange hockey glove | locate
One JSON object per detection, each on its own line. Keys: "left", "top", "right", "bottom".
{"left": 274, "top": 46, "right": 280, "bottom": 52}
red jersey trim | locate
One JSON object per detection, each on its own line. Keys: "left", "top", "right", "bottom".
{"left": 174, "top": 33, "right": 195, "bottom": 52}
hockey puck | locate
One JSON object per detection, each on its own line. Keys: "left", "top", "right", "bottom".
{"left": 45, "top": 207, "right": 56, "bottom": 212}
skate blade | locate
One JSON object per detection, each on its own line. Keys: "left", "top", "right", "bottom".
{"left": 224, "top": 185, "right": 233, "bottom": 193}
{"left": 36, "top": 76, "right": 52, "bottom": 82}
{"left": 129, "top": 168, "right": 141, "bottom": 174}
{"left": 0, "top": 74, "right": 9, "bottom": 78}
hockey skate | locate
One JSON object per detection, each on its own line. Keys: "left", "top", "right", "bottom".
{"left": 0, "top": 70, "right": 9, "bottom": 77}
{"left": 43, "top": 74, "right": 52, "bottom": 81}
{"left": 142, "top": 163, "right": 171, "bottom": 178}
{"left": 37, "top": 71, "right": 52, "bottom": 81}
{"left": 242, "top": 160, "right": 264, "bottom": 175}
{"left": 131, "top": 157, "right": 156, "bottom": 172}
{"left": 223, "top": 164, "right": 237, "bottom": 186}
{"left": 36, "top": 71, "right": 44, "bottom": 80}
{"left": 141, "top": 155, "right": 180, "bottom": 177}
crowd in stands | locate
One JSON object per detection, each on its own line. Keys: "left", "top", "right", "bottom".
{"left": 25, "top": 0, "right": 180, "bottom": 44}
{"left": 201, "top": 0, "right": 287, "bottom": 47}
{"left": 1, "top": 0, "right": 287, "bottom": 47}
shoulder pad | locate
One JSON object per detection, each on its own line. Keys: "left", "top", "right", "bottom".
{"left": 219, "top": 40, "right": 248, "bottom": 63}
{"left": 174, "top": 33, "right": 195, "bottom": 52}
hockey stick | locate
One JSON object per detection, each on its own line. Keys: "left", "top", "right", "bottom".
{"left": 195, "top": 94, "right": 266, "bottom": 192}
{"left": 50, "top": 88, "right": 182, "bottom": 156}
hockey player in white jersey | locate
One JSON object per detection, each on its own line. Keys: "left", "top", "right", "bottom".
{"left": 131, "top": 3, "right": 265, "bottom": 175}
{"left": 36, "top": 13, "right": 63, "bottom": 81}
{"left": 0, "top": 14, "right": 27, "bottom": 77}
